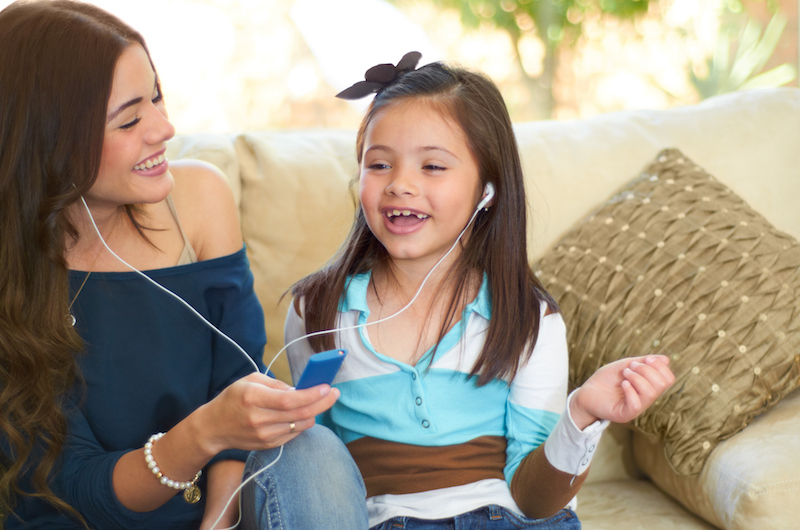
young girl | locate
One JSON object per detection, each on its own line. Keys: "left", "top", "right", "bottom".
{"left": 287, "top": 54, "right": 674, "bottom": 529}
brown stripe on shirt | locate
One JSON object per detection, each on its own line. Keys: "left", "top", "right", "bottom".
{"left": 346, "top": 435, "right": 508, "bottom": 498}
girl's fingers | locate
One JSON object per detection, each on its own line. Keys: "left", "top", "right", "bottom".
{"left": 627, "top": 360, "right": 673, "bottom": 391}
{"left": 619, "top": 378, "right": 642, "bottom": 415}
{"left": 644, "top": 354, "right": 670, "bottom": 366}
{"left": 622, "top": 364, "right": 659, "bottom": 405}
{"left": 644, "top": 355, "right": 676, "bottom": 385}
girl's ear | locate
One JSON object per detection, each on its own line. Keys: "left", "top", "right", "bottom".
{"left": 477, "top": 182, "right": 495, "bottom": 210}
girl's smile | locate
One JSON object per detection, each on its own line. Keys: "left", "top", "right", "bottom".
{"left": 359, "top": 99, "right": 482, "bottom": 268}
{"left": 382, "top": 206, "right": 430, "bottom": 234}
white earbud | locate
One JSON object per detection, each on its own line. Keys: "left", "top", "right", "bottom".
{"left": 477, "top": 182, "right": 495, "bottom": 211}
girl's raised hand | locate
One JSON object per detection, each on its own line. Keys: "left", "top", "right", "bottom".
{"left": 569, "top": 355, "right": 675, "bottom": 430}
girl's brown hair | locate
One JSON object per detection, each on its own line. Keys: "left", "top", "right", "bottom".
{"left": 293, "top": 61, "right": 557, "bottom": 385}
{"left": 0, "top": 0, "right": 151, "bottom": 521}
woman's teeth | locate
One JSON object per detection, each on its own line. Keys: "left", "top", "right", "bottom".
{"left": 387, "top": 210, "right": 429, "bottom": 219}
{"left": 134, "top": 154, "right": 166, "bottom": 171}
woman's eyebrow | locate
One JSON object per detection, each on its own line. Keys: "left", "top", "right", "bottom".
{"left": 106, "top": 79, "right": 158, "bottom": 123}
{"left": 107, "top": 97, "right": 143, "bottom": 123}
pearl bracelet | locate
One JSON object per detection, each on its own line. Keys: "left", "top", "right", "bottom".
{"left": 144, "top": 432, "right": 202, "bottom": 502}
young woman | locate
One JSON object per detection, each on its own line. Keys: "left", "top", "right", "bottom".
{"left": 0, "top": 2, "right": 366, "bottom": 528}
{"left": 288, "top": 55, "right": 675, "bottom": 529}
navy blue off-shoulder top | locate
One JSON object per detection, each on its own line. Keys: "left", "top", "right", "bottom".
{"left": 8, "top": 246, "right": 266, "bottom": 530}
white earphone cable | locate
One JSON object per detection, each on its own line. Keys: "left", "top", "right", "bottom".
{"left": 264, "top": 199, "right": 486, "bottom": 374}
{"left": 78, "top": 196, "right": 261, "bottom": 373}
{"left": 79, "top": 189, "right": 488, "bottom": 529}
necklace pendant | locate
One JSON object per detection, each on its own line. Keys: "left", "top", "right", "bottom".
{"left": 67, "top": 313, "right": 76, "bottom": 327}
{"left": 183, "top": 485, "right": 201, "bottom": 504}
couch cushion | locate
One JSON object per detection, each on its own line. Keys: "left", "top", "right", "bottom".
{"left": 576, "top": 479, "right": 715, "bottom": 529}
{"left": 166, "top": 133, "right": 241, "bottom": 206}
{"left": 235, "top": 130, "right": 358, "bottom": 382}
{"left": 515, "top": 88, "right": 800, "bottom": 262}
{"left": 534, "top": 148, "right": 800, "bottom": 476}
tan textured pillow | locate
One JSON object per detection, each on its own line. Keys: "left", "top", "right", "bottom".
{"left": 533, "top": 148, "right": 800, "bottom": 475}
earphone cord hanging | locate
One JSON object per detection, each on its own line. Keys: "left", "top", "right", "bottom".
{"left": 78, "top": 196, "right": 261, "bottom": 373}
{"left": 264, "top": 199, "right": 486, "bottom": 373}
{"left": 80, "top": 195, "right": 485, "bottom": 529}
{"left": 207, "top": 202, "right": 487, "bottom": 529}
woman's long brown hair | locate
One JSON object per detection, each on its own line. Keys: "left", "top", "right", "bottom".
{"left": 0, "top": 0, "right": 151, "bottom": 522}
{"left": 293, "top": 62, "right": 557, "bottom": 385}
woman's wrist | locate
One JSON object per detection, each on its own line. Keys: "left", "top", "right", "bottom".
{"left": 186, "top": 401, "right": 227, "bottom": 459}
{"left": 113, "top": 416, "right": 218, "bottom": 512}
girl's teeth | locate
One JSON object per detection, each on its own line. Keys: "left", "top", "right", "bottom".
{"left": 387, "top": 209, "right": 429, "bottom": 219}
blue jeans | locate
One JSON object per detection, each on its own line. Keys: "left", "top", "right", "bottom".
{"left": 240, "top": 425, "right": 369, "bottom": 529}
{"left": 370, "top": 505, "right": 581, "bottom": 530}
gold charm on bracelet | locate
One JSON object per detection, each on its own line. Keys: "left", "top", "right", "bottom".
{"left": 183, "top": 484, "right": 202, "bottom": 504}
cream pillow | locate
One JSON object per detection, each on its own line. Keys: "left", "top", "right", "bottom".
{"left": 235, "top": 131, "right": 358, "bottom": 382}
{"left": 632, "top": 389, "right": 800, "bottom": 529}
{"left": 533, "top": 148, "right": 800, "bottom": 476}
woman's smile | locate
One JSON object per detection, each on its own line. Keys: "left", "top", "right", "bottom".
{"left": 133, "top": 151, "right": 168, "bottom": 174}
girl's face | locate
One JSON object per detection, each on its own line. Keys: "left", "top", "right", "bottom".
{"left": 359, "top": 100, "right": 483, "bottom": 269}
{"left": 87, "top": 43, "right": 176, "bottom": 210}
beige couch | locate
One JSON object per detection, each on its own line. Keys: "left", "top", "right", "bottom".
{"left": 167, "top": 87, "right": 800, "bottom": 529}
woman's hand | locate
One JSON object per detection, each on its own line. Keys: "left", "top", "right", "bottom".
{"left": 113, "top": 373, "right": 339, "bottom": 513}
{"left": 192, "top": 372, "right": 341, "bottom": 458}
{"left": 569, "top": 354, "right": 675, "bottom": 430}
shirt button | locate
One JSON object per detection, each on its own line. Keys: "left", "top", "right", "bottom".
{"left": 411, "top": 373, "right": 417, "bottom": 380}
{"left": 422, "top": 420, "right": 430, "bottom": 428}
{"left": 581, "top": 458, "right": 590, "bottom": 466}
{"left": 415, "top": 397, "right": 422, "bottom": 406}
{"left": 588, "top": 444, "right": 596, "bottom": 453}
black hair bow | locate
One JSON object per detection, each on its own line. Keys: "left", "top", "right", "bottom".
{"left": 335, "top": 51, "right": 422, "bottom": 100}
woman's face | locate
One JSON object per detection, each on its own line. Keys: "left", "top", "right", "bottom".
{"left": 87, "top": 43, "right": 176, "bottom": 210}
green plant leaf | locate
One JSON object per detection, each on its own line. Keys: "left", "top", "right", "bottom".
{"left": 750, "top": 13, "right": 788, "bottom": 73}
{"left": 739, "top": 63, "right": 797, "bottom": 90}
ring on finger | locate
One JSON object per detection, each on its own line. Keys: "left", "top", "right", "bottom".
{"left": 289, "top": 422, "right": 296, "bottom": 433}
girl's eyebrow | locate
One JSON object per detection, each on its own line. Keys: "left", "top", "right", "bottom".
{"left": 365, "top": 144, "right": 393, "bottom": 154}
{"left": 420, "top": 146, "right": 459, "bottom": 159}
{"left": 365, "top": 145, "right": 458, "bottom": 159}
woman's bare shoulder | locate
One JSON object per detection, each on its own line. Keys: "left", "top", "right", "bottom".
{"left": 169, "top": 159, "right": 242, "bottom": 261}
